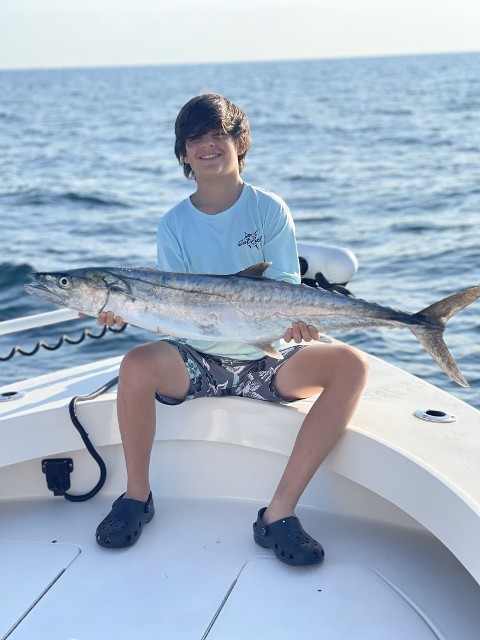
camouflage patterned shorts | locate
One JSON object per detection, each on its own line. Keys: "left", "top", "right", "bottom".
{"left": 155, "top": 341, "right": 304, "bottom": 406}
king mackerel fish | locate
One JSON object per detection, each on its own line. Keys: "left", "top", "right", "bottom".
{"left": 25, "top": 263, "right": 480, "bottom": 387}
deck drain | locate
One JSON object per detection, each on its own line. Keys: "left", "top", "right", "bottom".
{"left": 414, "top": 408, "right": 457, "bottom": 423}
{"left": 0, "top": 390, "right": 25, "bottom": 402}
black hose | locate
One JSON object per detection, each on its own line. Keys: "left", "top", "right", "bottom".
{"left": 0, "top": 323, "right": 127, "bottom": 361}
{"left": 63, "top": 376, "right": 119, "bottom": 502}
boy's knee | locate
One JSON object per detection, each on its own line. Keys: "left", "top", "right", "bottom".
{"left": 334, "top": 345, "right": 369, "bottom": 384}
{"left": 119, "top": 344, "right": 160, "bottom": 385}
{"left": 121, "top": 345, "right": 146, "bottom": 373}
{"left": 346, "top": 346, "right": 369, "bottom": 382}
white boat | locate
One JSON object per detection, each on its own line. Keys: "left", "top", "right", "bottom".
{"left": 1, "top": 246, "right": 479, "bottom": 639}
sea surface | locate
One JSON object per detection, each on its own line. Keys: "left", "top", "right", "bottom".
{"left": 1, "top": 53, "right": 479, "bottom": 409}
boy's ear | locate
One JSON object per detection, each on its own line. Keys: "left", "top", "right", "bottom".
{"left": 235, "top": 141, "right": 246, "bottom": 155}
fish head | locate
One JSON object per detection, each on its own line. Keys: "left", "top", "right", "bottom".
{"left": 25, "top": 268, "right": 116, "bottom": 316}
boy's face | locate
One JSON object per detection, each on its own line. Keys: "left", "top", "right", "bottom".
{"left": 182, "top": 130, "right": 244, "bottom": 181}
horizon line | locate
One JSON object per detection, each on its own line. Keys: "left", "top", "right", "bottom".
{"left": 1, "top": 49, "right": 479, "bottom": 74}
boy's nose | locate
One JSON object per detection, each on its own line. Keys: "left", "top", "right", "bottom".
{"left": 201, "top": 133, "right": 216, "bottom": 145}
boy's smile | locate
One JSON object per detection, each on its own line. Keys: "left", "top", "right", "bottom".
{"left": 199, "top": 152, "right": 221, "bottom": 160}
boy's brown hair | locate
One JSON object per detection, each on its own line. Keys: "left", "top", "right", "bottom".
{"left": 174, "top": 94, "right": 251, "bottom": 180}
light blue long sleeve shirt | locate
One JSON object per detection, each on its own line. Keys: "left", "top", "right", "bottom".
{"left": 157, "top": 182, "right": 300, "bottom": 360}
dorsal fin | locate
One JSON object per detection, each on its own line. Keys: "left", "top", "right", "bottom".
{"left": 235, "top": 262, "right": 271, "bottom": 278}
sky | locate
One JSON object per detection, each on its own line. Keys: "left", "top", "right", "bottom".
{"left": 1, "top": 0, "right": 479, "bottom": 70}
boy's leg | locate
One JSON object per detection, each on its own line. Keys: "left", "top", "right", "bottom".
{"left": 96, "top": 341, "right": 189, "bottom": 548}
{"left": 265, "top": 342, "right": 368, "bottom": 524}
{"left": 117, "top": 341, "right": 190, "bottom": 501}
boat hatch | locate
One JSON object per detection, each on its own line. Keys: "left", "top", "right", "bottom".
{"left": 0, "top": 541, "right": 80, "bottom": 639}
{"left": 205, "top": 559, "right": 441, "bottom": 639}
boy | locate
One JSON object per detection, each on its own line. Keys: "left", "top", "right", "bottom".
{"left": 95, "top": 94, "right": 368, "bottom": 566}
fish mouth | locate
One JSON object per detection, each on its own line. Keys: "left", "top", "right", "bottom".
{"left": 24, "top": 278, "right": 66, "bottom": 305}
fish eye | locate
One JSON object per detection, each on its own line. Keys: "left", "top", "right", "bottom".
{"left": 57, "top": 276, "right": 71, "bottom": 289}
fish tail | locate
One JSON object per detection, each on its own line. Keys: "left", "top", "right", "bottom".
{"left": 411, "top": 285, "right": 480, "bottom": 387}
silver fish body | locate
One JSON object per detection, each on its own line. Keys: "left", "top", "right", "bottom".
{"left": 25, "top": 263, "right": 480, "bottom": 387}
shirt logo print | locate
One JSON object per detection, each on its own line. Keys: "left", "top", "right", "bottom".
{"left": 238, "top": 230, "right": 263, "bottom": 250}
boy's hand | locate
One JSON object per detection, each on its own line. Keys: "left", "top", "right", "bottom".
{"left": 98, "top": 311, "right": 126, "bottom": 328}
{"left": 78, "top": 311, "right": 126, "bottom": 328}
{"left": 284, "top": 322, "right": 319, "bottom": 344}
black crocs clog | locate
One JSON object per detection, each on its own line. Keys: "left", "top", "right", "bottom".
{"left": 96, "top": 492, "right": 155, "bottom": 548}
{"left": 253, "top": 507, "right": 324, "bottom": 566}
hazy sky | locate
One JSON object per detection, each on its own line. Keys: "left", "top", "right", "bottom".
{"left": 1, "top": 0, "right": 479, "bottom": 70}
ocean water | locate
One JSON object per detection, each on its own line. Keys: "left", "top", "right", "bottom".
{"left": 1, "top": 53, "right": 479, "bottom": 409}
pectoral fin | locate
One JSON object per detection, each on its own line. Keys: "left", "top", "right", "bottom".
{"left": 249, "top": 342, "right": 284, "bottom": 359}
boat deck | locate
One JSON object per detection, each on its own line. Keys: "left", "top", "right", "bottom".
{"left": 1, "top": 349, "right": 480, "bottom": 638}
{"left": 2, "top": 494, "right": 480, "bottom": 640}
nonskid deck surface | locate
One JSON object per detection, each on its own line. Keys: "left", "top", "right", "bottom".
{"left": 1, "top": 495, "right": 479, "bottom": 640}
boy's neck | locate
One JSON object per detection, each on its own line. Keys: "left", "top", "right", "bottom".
{"left": 190, "top": 175, "right": 245, "bottom": 215}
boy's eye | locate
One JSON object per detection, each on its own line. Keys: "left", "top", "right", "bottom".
{"left": 185, "top": 131, "right": 232, "bottom": 147}
{"left": 213, "top": 132, "right": 232, "bottom": 141}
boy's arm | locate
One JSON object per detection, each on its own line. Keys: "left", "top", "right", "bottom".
{"left": 263, "top": 201, "right": 319, "bottom": 343}
{"left": 262, "top": 201, "right": 300, "bottom": 285}
{"left": 157, "top": 217, "right": 187, "bottom": 272}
